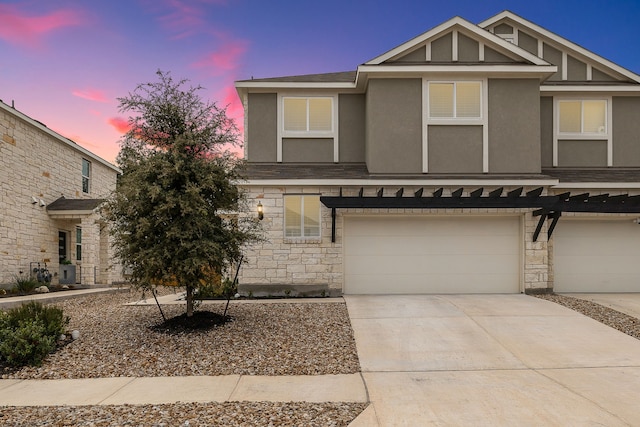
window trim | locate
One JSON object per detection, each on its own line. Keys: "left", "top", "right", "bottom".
{"left": 75, "top": 227, "right": 82, "bottom": 262}
{"left": 552, "top": 96, "right": 612, "bottom": 167}
{"left": 283, "top": 194, "right": 321, "bottom": 239}
{"left": 276, "top": 94, "right": 339, "bottom": 163}
{"left": 82, "top": 158, "right": 91, "bottom": 194}
{"left": 423, "top": 78, "right": 489, "bottom": 173}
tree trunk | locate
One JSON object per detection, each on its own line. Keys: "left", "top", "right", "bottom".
{"left": 186, "top": 285, "right": 194, "bottom": 317}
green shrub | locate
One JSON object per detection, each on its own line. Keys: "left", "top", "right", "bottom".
{"left": 12, "top": 273, "right": 38, "bottom": 294}
{"left": 0, "top": 302, "right": 69, "bottom": 367}
{"left": 195, "top": 278, "right": 237, "bottom": 300}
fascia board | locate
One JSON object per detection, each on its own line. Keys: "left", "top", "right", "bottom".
{"left": 47, "top": 210, "right": 96, "bottom": 217}
{"left": 541, "top": 85, "right": 640, "bottom": 93}
{"left": 0, "top": 102, "right": 121, "bottom": 173}
{"left": 357, "top": 64, "right": 557, "bottom": 79}
{"left": 234, "top": 81, "right": 356, "bottom": 90}
{"left": 553, "top": 182, "right": 640, "bottom": 189}
{"left": 479, "top": 11, "right": 640, "bottom": 84}
{"left": 243, "top": 178, "right": 559, "bottom": 187}
{"left": 365, "top": 16, "right": 549, "bottom": 66}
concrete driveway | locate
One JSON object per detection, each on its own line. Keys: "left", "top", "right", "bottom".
{"left": 345, "top": 294, "right": 640, "bottom": 426}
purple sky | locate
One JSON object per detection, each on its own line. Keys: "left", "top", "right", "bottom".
{"left": 2, "top": 0, "right": 639, "bottom": 164}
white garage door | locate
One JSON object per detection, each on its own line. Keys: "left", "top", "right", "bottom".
{"left": 554, "top": 220, "right": 640, "bottom": 292}
{"left": 343, "top": 216, "right": 521, "bottom": 294}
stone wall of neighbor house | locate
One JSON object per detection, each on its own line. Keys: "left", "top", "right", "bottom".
{"left": 0, "top": 107, "right": 121, "bottom": 286}
{"left": 239, "top": 185, "right": 554, "bottom": 294}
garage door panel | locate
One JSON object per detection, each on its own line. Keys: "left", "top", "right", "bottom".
{"left": 554, "top": 220, "right": 640, "bottom": 292}
{"left": 344, "top": 216, "right": 520, "bottom": 294}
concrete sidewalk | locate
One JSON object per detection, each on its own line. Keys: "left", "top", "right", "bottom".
{"left": 0, "top": 374, "right": 367, "bottom": 406}
{"left": 0, "top": 287, "right": 128, "bottom": 310}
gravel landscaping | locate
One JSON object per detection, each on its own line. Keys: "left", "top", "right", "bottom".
{"left": 535, "top": 293, "right": 640, "bottom": 340}
{"left": 0, "top": 402, "right": 368, "bottom": 427}
{"left": 1, "top": 289, "right": 360, "bottom": 379}
{"left": 0, "top": 289, "right": 366, "bottom": 426}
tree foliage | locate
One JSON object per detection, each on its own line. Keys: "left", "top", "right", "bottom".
{"left": 104, "top": 70, "right": 262, "bottom": 317}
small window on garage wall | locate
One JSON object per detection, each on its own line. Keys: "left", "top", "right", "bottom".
{"left": 284, "top": 195, "right": 321, "bottom": 238}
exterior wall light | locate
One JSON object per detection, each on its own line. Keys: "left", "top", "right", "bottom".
{"left": 257, "top": 201, "right": 264, "bottom": 220}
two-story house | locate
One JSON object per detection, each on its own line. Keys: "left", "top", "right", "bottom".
{"left": 0, "top": 101, "right": 123, "bottom": 287}
{"left": 234, "top": 11, "right": 640, "bottom": 296}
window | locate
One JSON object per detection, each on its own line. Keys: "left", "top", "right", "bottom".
{"left": 75, "top": 227, "right": 82, "bottom": 261}
{"left": 82, "top": 159, "right": 91, "bottom": 193}
{"left": 559, "top": 100, "right": 607, "bottom": 135}
{"left": 428, "top": 81, "right": 481, "bottom": 119}
{"left": 284, "top": 195, "right": 321, "bottom": 238}
{"left": 283, "top": 97, "right": 333, "bottom": 133}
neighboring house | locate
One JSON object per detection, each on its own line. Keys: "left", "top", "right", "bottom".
{"left": 235, "top": 11, "right": 640, "bottom": 295}
{"left": 0, "top": 100, "right": 123, "bottom": 287}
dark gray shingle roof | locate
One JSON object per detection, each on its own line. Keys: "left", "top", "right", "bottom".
{"left": 237, "top": 71, "right": 357, "bottom": 84}
{"left": 543, "top": 168, "right": 640, "bottom": 183}
{"left": 46, "top": 197, "right": 104, "bottom": 211}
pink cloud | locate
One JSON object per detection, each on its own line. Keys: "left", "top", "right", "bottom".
{"left": 108, "top": 117, "right": 131, "bottom": 134}
{"left": 192, "top": 40, "right": 248, "bottom": 76}
{"left": 0, "top": 4, "right": 84, "bottom": 49}
{"left": 145, "top": 0, "right": 227, "bottom": 39}
{"left": 72, "top": 88, "right": 109, "bottom": 103}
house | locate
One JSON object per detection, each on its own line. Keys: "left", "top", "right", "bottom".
{"left": 0, "top": 100, "right": 123, "bottom": 287}
{"left": 234, "top": 11, "right": 640, "bottom": 295}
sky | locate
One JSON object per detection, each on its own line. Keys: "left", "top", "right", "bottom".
{"left": 1, "top": 0, "right": 639, "bottom": 165}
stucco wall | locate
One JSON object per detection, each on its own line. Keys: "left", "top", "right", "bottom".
{"left": 338, "top": 94, "right": 366, "bottom": 162}
{"left": 488, "top": 79, "right": 541, "bottom": 173}
{"left": 557, "top": 140, "right": 608, "bottom": 167}
{"left": 613, "top": 96, "right": 640, "bottom": 166}
{"left": 0, "top": 107, "right": 120, "bottom": 285}
{"left": 427, "top": 125, "right": 483, "bottom": 173}
{"left": 366, "top": 79, "right": 423, "bottom": 173}
{"left": 247, "top": 93, "right": 277, "bottom": 162}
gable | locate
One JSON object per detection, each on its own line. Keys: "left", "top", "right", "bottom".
{"left": 480, "top": 11, "right": 640, "bottom": 84}
{"left": 366, "top": 16, "right": 549, "bottom": 67}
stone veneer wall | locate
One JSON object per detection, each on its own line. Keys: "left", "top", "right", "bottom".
{"left": 0, "top": 107, "right": 121, "bottom": 285}
{"left": 240, "top": 185, "right": 553, "bottom": 294}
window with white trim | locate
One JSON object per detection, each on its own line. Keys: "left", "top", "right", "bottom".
{"left": 284, "top": 195, "right": 321, "bottom": 238}
{"left": 558, "top": 100, "right": 607, "bottom": 135}
{"left": 82, "top": 158, "right": 91, "bottom": 193}
{"left": 282, "top": 97, "right": 333, "bottom": 134}
{"left": 428, "top": 81, "right": 482, "bottom": 119}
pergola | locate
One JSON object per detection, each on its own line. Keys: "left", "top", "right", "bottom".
{"left": 320, "top": 187, "right": 640, "bottom": 243}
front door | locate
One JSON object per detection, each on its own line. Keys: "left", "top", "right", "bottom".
{"left": 58, "top": 231, "right": 68, "bottom": 263}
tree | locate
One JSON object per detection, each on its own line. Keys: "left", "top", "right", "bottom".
{"left": 104, "top": 70, "right": 262, "bottom": 318}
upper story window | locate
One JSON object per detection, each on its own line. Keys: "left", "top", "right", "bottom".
{"left": 282, "top": 97, "right": 334, "bottom": 135}
{"left": 558, "top": 100, "right": 607, "bottom": 136}
{"left": 82, "top": 159, "right": 91, "bottom": 193}
{"left": 428, "top": 81, "right": 482, "bottom": 119}
{"left": 284, "top": 195, "right": 321, "bottom": 238}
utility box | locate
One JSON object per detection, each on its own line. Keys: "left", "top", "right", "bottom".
{"left": 59, "top": 265, "right": 76, "bottom": 285}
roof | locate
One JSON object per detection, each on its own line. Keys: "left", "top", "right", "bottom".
{"left": 0, "top": 100, "right": 121, "bottom": 174}
{"left": 479, "top": 10, "right": 640, "bottom": 84}
{"left": 543, "top": 168, "right": 640, "bottom": 183}
{"left": 236, "top": 71, "right": 357, "bottom": 84}
{"left": 245, "top": 163, "right": 553, "bottom": 181}
{"left": 46, "top": 197, "right": 104, "bottom": 212}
